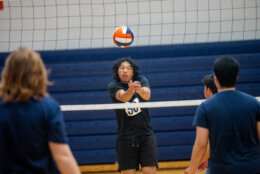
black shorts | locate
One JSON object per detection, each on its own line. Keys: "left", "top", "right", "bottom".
{"left": 116, "top": 134, "right": 158, "bottom": 171}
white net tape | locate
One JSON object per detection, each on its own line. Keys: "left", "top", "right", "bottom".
{"left": 61, "top": 97, "right": 260, "bottom": 111}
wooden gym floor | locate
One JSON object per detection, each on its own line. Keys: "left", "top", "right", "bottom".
{"left": 80, "top": 161, "right": 206, "bottom": 174}
{"left": 83, "top": 168, "right": 206, "bottom": 174}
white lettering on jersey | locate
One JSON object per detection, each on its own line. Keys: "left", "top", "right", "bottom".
{"left": 125, "top": 98, "right": 141, "bottom": 117}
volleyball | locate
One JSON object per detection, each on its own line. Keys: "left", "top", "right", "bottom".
{"left": 113, "top": 26, "right": 134, "bottom": 48}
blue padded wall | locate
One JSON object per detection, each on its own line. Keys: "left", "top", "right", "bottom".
{"left": 0, "top": 40, "right": 260, "bottom": 165}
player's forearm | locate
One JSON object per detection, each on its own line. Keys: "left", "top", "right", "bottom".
{"left": 117, "top": 88, "right": 135, "bottom": 102}
{"left": 49, "top": 143, "right": 81, "bottom": 174}
{"left": 189, "top": 140, "right": 208, "bottom": 173}
{"left": 200, "top": 143, "right": 210, "bottom": 164}
{"left": 55, "top": 155, "right": 81, "bottom": 174}
{"left": 136, "top": 87, "right": 150, "bottom": 100}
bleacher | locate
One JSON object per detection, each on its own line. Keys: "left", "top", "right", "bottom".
{"left": 0, "top": 40, "right": 260, "bottom": 167}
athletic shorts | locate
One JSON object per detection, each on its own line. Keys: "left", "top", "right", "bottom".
{"left": 116, "top": 134, "right": 158, "bottom": 171}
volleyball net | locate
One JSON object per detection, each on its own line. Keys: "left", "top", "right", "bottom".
{"left": 0, "top": 0, "right": 259, "bottom": 52}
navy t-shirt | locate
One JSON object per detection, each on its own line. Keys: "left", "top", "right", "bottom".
{"left": 107, "top": 76, "right": 153, "bottom": 138}
{"left": 193, "top": 90, "right": 260, "bottom": 174}
{"left": 0, "top": 96, "right": 68, "bottom": 174}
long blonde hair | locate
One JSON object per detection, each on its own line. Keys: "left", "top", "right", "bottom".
{"left": 0, "top": 47, "right": 49, "bottom": 102}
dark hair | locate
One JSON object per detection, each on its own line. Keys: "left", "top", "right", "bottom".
{"left": 202, "top": 74, "right": 217, "bottom": 94}
{"left": 112, "top": 57, "right": 140, "bottom": 82}
{"left": 213, "top": 55, "right": 240, "bottom": 87}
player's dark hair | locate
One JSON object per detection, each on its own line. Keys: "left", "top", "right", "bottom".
{"left": 202, "top": 74, "right": 217, "bottom": 94}
{"left": 112, "top": 57, "right": 140, "bottom": 82}
{"left": 213, "top": 55, "right": 240, "bottom": 87}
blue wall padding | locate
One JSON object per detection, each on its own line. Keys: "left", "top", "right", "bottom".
{"left": 68, "top": 131, "right": 195, "bottom": 151}
{"left": 50, "top": 83, "right": 260, "bottom": 105}
{"left": 1, "top": 40, "right": 259, "bottom": 64}
{"left": 66, "top": 115, "right": 194, "bottom": 136}
{"left": 1, "top": 52, "right": 260, "bottom": 75}
{"left": 47, "top": 68, "right": 260, "bottom": 92}
{"left": 0, "top": 40, "right": 260, "bottom": 165}
{"left": 72, "top": 149, "right": 117, "bottom": 164}
{"left": 66, "top": 119, "right": 117, "bottom": 136}
{"left": 157, "top": 145, "right": 193, "bottom": 161}
{"left": 72, "top": 145, "right": 194, "bottom": 164}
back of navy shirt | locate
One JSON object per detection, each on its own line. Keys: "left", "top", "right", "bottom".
{"left": 193, "top": 90, "right": 260, "bottom": 174}
{"left": 0, "top": 97, "right": 67, "bottom": 174}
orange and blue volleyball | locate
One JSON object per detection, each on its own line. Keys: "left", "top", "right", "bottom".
{"left": 113, "top": 26, "right": 134, "bottom": 48}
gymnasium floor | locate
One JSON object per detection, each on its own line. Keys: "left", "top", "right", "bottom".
{"left": 80, "top": 161, "right": 207, "bottom": 174}
{"left": 83, "top": 168, "right": 207, "bottom": 174}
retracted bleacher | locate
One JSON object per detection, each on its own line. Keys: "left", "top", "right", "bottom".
{"left": 0, "top": 40, "right": 259, "bottom": 166}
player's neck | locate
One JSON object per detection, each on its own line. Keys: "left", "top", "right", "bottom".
{"left": 218, "top": 87, "right": 235, "bottom": 92}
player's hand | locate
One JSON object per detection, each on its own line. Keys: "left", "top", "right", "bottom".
{"left": 128, "top": 80, "right": 135, "bottom": 93}
{"left": 198, "top": 161, "right": 208, "bottom": 171}
{"left": 184, "top": 167, "right": 192, "bottom": 174}
{"left": 133, "top": 81, "right": 142, "bottom": 92}
{"left": 184, "top": 167, "right": 196, "bottom": 174}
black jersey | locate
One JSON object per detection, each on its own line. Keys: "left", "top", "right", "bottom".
{"left": 107, "top": 76, "right": 153, "bottom": 138}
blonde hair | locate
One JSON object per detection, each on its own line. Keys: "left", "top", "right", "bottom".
{"left": 0, "top": 47, "right": 49, "bottom": 102}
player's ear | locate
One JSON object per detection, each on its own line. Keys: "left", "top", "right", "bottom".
{"left": 208, "top": 89, "right": 213, "bottom": 98}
